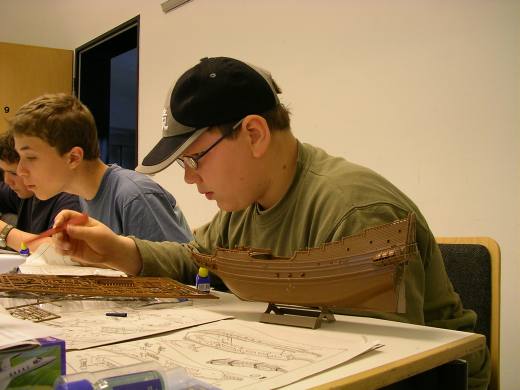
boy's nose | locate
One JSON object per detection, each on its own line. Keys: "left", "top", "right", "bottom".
{"left": 183, "top": 166, "right": 200, "bottom": 185}
{"left": 17, "top": 163, "right": 28, "bottom": 177}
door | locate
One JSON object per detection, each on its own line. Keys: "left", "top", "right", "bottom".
{"left": 0, "top": 42, "right": 73, "bottom": 133}
{"left": 75, "top": 16, "right": 139, "bottom": 169}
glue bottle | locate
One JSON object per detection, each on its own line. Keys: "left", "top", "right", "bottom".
{"left": 19, "top": 242, "right": 30, "bottom": 256}
{"left": 53, "top": 361, "right": 219, "bottom": 390}
{"left": 195, "top": 266, "right": 211, "bottom": 293}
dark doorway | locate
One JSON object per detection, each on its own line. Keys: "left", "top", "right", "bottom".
{"left": 75, "top": 16, "right": 139, "bottom": 169}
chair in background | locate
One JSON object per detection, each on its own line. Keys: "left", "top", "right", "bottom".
{"left": 436, "top": 237, "right": 501, "bottom": 390}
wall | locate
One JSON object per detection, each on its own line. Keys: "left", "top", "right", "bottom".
{"left": 1, "top": 1, "right": 518, "bottom": 387}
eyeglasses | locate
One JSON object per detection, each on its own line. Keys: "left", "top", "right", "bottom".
{"left": 175, "top": 119, "right": 243, "bottom": 170}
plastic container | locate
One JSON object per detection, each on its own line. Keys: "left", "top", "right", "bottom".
{"left": 195, "top": 266, "right": 211, "bottom": 293}
{"left": 53, "top": 361, "right": 219, "bottom": 390}
{"left": 19, "top": 242, "right": 30, "bottom": 256}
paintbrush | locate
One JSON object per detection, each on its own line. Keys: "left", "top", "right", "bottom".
{"left": 24, "top": 213, "right": 89, "bottom": 244}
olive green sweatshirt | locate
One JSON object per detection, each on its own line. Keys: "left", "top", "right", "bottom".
{"left": 136, "top": 141, "right": 489, "bottom": 389}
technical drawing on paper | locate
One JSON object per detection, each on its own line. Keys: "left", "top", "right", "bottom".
{"left": 44, "top": 307, "right": 232, "bottom": 350}
{"left": 66, "top": 319, "right": 379, "bottom": 389}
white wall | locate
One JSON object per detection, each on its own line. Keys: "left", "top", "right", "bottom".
{"left": 1, "top": 1, "right": 518, "bottom": 387}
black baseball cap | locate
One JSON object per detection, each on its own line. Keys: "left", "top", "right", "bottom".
{"left": 136, "top": 57, "right": 281, "bottom": 174}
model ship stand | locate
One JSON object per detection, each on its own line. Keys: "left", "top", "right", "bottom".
{"left": 261, "top": 303, "right": 336, "bottom": 329}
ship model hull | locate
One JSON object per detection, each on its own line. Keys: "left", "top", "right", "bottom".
{"left": 192, "top": 214, "right": 418, "bottom": 313}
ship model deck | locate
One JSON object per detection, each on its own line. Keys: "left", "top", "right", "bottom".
{"left": 192, "top": 213, "right": 418, "bottom": 316}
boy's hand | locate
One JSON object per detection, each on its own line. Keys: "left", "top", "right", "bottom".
{"left": 53, "top": 210, "right": 142, "bottom": 275}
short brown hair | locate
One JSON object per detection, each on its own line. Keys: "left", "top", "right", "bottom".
{"left": 9, "top": 93, "right": 100, "bottom": 159}
{"left": 0, "top": 131, "right": 19, "bottom": 164}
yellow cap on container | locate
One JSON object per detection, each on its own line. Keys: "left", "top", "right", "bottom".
{"left": 198, "top": 267, "right": 208, "bottom": 277}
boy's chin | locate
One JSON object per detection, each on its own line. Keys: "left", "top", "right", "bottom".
{"left": 32, "top": 190, "right": 52, "bottom": 201}
{"left": 17, "top": 192, "right": 34, "bottom": 200}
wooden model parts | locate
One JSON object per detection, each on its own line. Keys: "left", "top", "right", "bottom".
{"left": 0, "top": 275, "right": 218, "bottom": 299}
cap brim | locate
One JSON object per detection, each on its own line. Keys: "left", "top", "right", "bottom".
{"left": 136, "top": 128, "right": 206, "bottom": 174}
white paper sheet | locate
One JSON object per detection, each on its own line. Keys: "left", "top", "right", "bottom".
{"left": 17, "top": 243, "right": 126, "bottom": 277}
{"left": 44, "top": 306, "right": 232, "bottom": 350}
{"left": 0, "top": 253, "right": 25, "bottom": 273}
{"left": 0, "top": 313, "right": 62, "bottom": 350}
{"left": 66, "top": 319, "right": 380, "bottom": 389}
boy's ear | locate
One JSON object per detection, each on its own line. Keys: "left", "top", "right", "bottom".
{"left": 67, "top": 146, "right": 84, "bottom": 168}
{"left": 242, "top": 115, "right": 270, "bottom": 158}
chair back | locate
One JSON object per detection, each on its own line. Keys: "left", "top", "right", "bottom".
{"left": 436, "top": 237, "right": 500, "bottom": 390}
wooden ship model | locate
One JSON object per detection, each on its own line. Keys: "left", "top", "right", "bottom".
{"left": 192, "top": 214, "right": 418, "bottom": 326}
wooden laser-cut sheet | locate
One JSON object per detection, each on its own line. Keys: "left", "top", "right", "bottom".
{"left": 8, "top": 305, "right": 61, "bottom": 322}
{"left": 0, "top": 275, "right": 218, "bottom": 299}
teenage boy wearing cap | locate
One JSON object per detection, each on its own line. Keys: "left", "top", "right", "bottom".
{"left": 9, "top": 93, "right": 193, "bottom": 244}
{"left": 0, "top": 131, "right": 82, "bottom": 251}
{"left": 50, "top": 57, "right": 489, "bottom": 389}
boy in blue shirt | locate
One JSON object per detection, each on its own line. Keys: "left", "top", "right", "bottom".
{"left": 9, "top": 94, "right": 192, "bottom": 244}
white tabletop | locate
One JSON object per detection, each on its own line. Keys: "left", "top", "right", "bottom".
{"left": 193, "top": 291, "right": 484, "bottom": 389}
{"left": 0, "top": 290, "right": 484, "bottom": 389}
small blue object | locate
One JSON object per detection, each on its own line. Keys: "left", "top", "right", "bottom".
{"left": 196, "top": 267, "right": 211, "bottom": 293}
{"left": 19, "top": 242, "right": 30, "bottom": 256}
{"left": 55, "top": 379, "right": 93, "bottom": 390}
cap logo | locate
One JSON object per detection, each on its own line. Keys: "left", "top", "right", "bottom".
{"left": 161, "top": 108, "right": 169, "bottom": 131}
{"left": 209, "top": 73, "right": 216, "bottom": 78}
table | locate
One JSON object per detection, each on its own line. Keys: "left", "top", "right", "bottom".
{"left": 0, "top": 291, "right": 485, "bottom": 389}
{"left": 191, "top": 292, "right": 484, "bottom": 389}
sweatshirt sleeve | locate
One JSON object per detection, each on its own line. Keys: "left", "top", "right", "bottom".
{"left": 134, "top": 238, "right": 198, "bottom": 284}
{"left": 134, "top": 211, "right": 226, "bottom": 287}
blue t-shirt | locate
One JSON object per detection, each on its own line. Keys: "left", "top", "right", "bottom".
{"left": 79, "top": 164, "right": 192, "bottom": 243}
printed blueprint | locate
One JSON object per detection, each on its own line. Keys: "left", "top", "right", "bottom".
{"left": 45, "top": 306, "right": 231, "bottom": 350}
{"left": 67, "top": 319, "right": 379, "bottom": 389}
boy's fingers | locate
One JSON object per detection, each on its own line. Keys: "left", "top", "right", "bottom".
{"left": 54, "top": 209, "right": 83, "bottom": 227}
{"left": 65, "top": 224, "right": 96, "bottom": 241}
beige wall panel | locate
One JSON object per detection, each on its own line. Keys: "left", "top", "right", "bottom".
{"left": 0, "top": 42, "right": 72, "bottom": 132}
